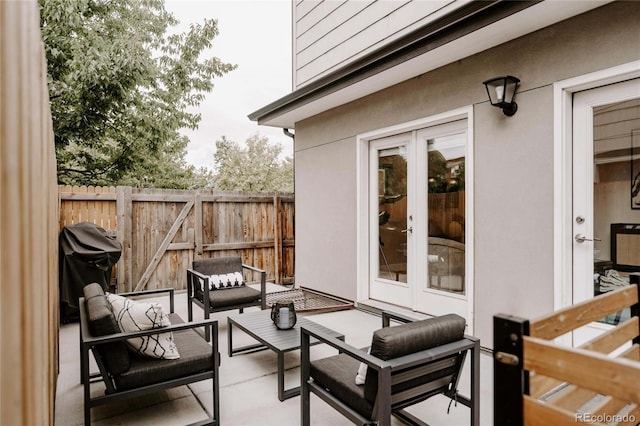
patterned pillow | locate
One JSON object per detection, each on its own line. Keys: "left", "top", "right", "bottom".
{"left": 106, "top": 293, "right": 180, "bottom": 360}
{"left": 201, "top": 272, "right": 245, "bottom": 290}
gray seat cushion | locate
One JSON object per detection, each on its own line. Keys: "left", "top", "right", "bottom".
{"left": 114, "top": 313, "right": 215, "bottom": 391}
{"left": 310, "top": 353, "right": 374, "bottom": 419}
{"left": 83, "top": 283, "right": 130, "bottom": 375}
{"left": 195, "top": 285, "right": 261, "bottom": 309}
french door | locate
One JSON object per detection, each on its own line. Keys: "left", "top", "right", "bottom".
{"left": 572, "top": 78, "right": 640, "bottom": 345}
{"left": 368, "top": 120, "right": 468, "bottom": 319}
{"left": 369, "top": 133, "right": 413, "bottom": 307}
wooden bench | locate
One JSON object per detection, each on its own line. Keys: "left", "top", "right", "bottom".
{"left": 494, "top": 275, "right": 639, "bottom": 426}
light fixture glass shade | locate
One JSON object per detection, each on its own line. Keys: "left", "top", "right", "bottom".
{"left": 483, "top": 75, "right": 520, "bottom": 116}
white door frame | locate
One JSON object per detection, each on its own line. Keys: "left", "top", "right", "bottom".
{"left": 356, "top": 106, "right": 474, "bottom": 332}
{"left": 554, "top": 61, "right": 640, "bottom": 344}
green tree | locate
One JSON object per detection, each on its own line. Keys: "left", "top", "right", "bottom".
{"left": 40, "top": 0, "right": 236, "bottom": 187}
{"left": 212, "top": 134, "right": 293, "bottom": 193}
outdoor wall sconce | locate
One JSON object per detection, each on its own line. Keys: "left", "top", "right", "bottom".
{"left": 483, "top": 75, "right": 520, "bottom": 116}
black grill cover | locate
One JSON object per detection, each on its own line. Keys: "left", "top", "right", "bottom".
{"left": 59, "top": 222, "right": 122, "bottom": 321}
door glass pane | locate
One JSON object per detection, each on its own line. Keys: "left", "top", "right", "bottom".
{"left": 377, "top": 146, "right": 407, "bottom": 282}
{"left": 593, "top": 98, "right": 640, "bottom": 325}
{"left": 427, "top": 133, "right": 465, "bottom": 294}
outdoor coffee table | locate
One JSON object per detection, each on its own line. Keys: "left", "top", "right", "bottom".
{"left": 227, "top": 309, "right": 344, "bottom": 401}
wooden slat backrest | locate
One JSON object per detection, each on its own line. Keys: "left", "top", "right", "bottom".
{"left": 523, "top": 337, "right": 640, "bottom": 404}
{"left": 530, "top": 285, "right": 638, "bottom": 340}
{"left": 494, "top": 278, "right": 640, "bottom": 426}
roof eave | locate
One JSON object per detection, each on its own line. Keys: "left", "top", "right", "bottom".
{"left": 249, "top": 0, "right": 611, "bottom": 128}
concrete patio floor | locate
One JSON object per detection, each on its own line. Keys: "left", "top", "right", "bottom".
{"left": 55, "top": 287, "right": 494, "bottom": 425}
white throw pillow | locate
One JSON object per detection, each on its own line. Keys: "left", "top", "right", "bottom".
{"left": 355, "top": 362, "right": 367, "bottom": 385}
{"left": 209, "top": 274, "right": 225, "bottom": 290}
{"left": 355, "top": 348, "right": 371, "bottom": 385}
{"left": 106, "top": 293, "right": 180, "bottom": 360}
{"left": 202, "top": 272, "right": 244, "bottom": 290}
{"left": 233, "top": 271, "right": 244, "bottom": 286}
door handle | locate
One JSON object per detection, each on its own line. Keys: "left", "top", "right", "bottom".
{"left": 401, "top": 227, "right": 413, "bottom": 234}
{"left": 575, "top": 234, "right": 601, "bottom": 243}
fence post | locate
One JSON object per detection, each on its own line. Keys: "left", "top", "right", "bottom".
{"left": 195, "top": 192, "right": 203, "bottom": 260}
{"left": 493, "top": 314, "right": 529, "bottom": 426}
{"left": 116, "top": 186, "right": 132, "bottom": 292}
{"left": 273, "top": 196, "right": 283, "bottom": 284}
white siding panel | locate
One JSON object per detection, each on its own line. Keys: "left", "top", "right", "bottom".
{"left": 296, "top": 1, "right": 371, "bottom": 53}
{"left": 297, "top": 0, "right": 346, "bottom": 35}
{"left": 294, "top": 0, "right": 466, "bottom": 89}
{"left": 296, "top": 0, "right": 323, "bottom": 22}
{"left": 297, "top": 0, "right": 410, "bottom": 67}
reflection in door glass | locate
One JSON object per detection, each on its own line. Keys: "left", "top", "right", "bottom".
{"left": 377, "top": 147, "right": 407, "bottom": 283}
{"left": 427, "top": 133, "right": 465, "bottom": 294}
{"left": 593, "top": 98, "right": 640, "bottom": 324}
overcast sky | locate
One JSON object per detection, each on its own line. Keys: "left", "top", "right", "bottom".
{"left": 164, "top": 0, "right": 293, "bottom": 169}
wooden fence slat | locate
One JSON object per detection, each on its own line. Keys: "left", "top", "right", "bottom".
{"left": 273, "top": 196, "right": 283, "bottom": 283}
{"left": 195, "top": 193, "right": 203, "bottom": 259}
{"left": 57, "top": 191, "right": 118, "bottom": 200}
{"left": 523, "top": 396, "right": 607, "bottom": 426}
{"left": 590, "top": 396, "right": 631, "bottom": 420}
{"left": 530, "top": 285, "right": 639, "bottom": 340}
{"left": 116, "top": 186, "right": 133, "bottom": 291}
{"left": 580, "top": 316, "right": 639, "bottom": 354}
{"left": 133, "top": 200, "right": 194, "bottom": 291}
{"left": 531, "top": 322, "right": 639, "bottom": 400}
{"left": 523, "top": 336, "right": 640, "bottom": 404}
{"left": 203, "top": 241, "right": 276, "bottom": 251}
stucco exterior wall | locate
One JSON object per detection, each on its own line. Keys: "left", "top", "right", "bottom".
{"left": 293, "top": 1, "right": 640, "bottom": 345}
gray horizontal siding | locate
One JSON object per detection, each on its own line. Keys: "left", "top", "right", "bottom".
{"left": 294, "top": 0, "right": 463, "bottom": 88}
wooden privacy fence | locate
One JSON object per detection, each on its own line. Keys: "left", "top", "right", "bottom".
{"left": 59, "top": 186, "right": 295, "bottom": 292}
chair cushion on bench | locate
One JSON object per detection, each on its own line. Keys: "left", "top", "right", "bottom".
{"left": 83, "top": 283, "right": 130, "bottom": 375}
{"left": 114, "top": 313, "right": 214, "bottom": 391}
{"left": 311, "top": 353, "right": 374, "bottom": 419}
{"left": 364, "top": 313, "right": 466, "bottom": 402}
{"left": 195, "top": 285, "right": 261, "bottom": 309}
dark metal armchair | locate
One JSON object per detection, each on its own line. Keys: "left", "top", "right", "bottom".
{"left": 301, "top": 311, "right": 480, "bottom": 426}
{"left": 79, "top": 283, "right": 219, "bottom": 426}
{"left": 187, "top": 256, "right": 266, "bottom": 340}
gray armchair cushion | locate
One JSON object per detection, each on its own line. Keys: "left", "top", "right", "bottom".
{"left": 193, "top": 257, "right": 242, "bottom": 276}
{"left": 364, "top": 313, "right": 466, "bottom": 402}
{"left": 195, "top": 285, "right": 261, "bottom": 309}
{"left": 83, "top": 283, "right": 130, "bottom": 375}
{"left": 310, "top": 353, "right": 374, "bottom": 419}
{"left": 113, "top": 313, "right": 214, "bottom": 391}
